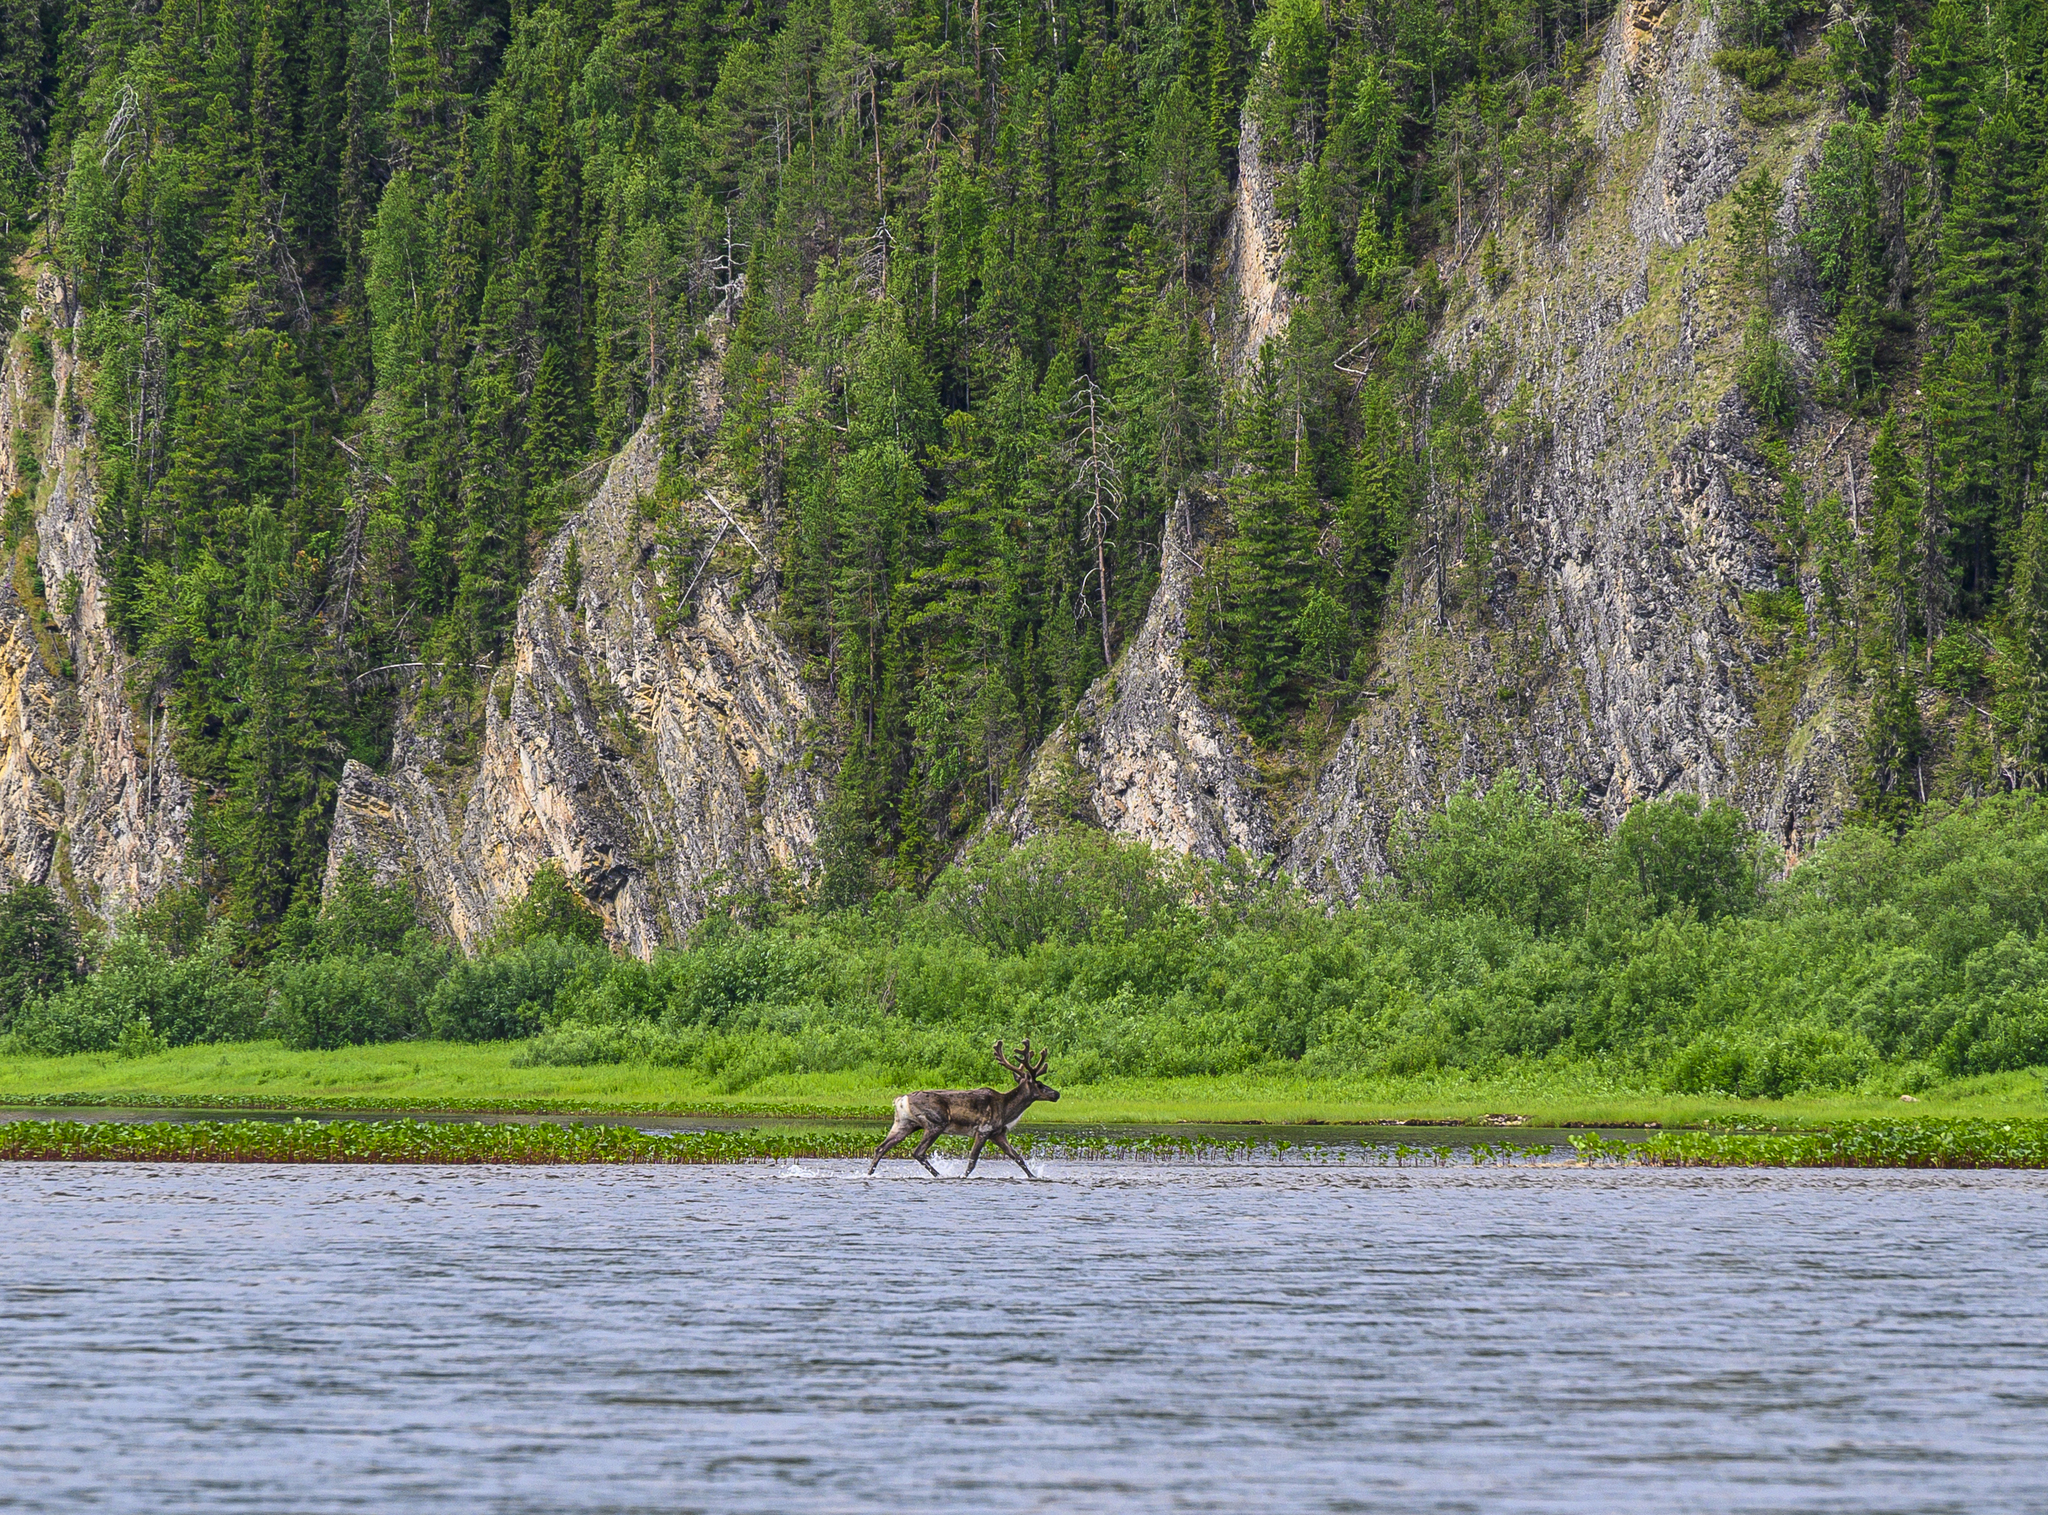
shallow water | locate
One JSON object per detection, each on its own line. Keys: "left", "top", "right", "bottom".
{"left": 4, "top": 1162, "right": 2045, "bottom": 1514}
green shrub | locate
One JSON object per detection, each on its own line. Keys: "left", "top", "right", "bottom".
{"left": 1739, "top": 311, "right": 1798, "bottom": 429}
{"left": 1712, "top": 47, "right": 1786, "bottom": 90}
{"left": 925, "top": 828, "right": 1191, "bottom": 955}
{"left": 1393, "top": 771, "right": 1597, "bottom": 937}
{"left": 426, "top": 936, "right": 613, "bottom": 1041}
{"left": 1610, "top": 794, "right": 1764, "bottom": 922}
{"left": 491, "top": 861, "right": 607, "bottom": 949}
{"left": 8, "top": 927, "right": 262, "bottom": 1055}
{"left": 1929, "top": 933, "right": 2048, "bottom": 1076}
{"left": 278, "top": 858, "right": 425, "bottom": 962}
{"left": 1662, "top": 1026, "right": 1874, "bottom": 1097}
{"left": 1715, "top": 0, "right": 1824, "bottom": 49}
{"left": 268, "top": 947, "right": 448, "bottom": 1050}
{"left": 0, "top": 883, "right": 82, "bottom": 1029}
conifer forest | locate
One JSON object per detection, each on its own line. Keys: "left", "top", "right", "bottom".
{"left": 2, "top": 0, "right": 2048, "bottom": 958}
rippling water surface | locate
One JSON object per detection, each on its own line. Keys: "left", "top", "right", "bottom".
{"left": 4, "top": 1160, "right": 2045, "bottom": 1514}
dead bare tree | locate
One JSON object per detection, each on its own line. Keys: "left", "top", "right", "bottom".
{"left": 866, "top": 1040, "right": 1060, "bottom": 1178}
{"left": 1070, "top": 373, "right": 1123, "bottom": 667}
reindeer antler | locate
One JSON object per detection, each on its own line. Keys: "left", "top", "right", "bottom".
{"left": 995, "top": 1038, "right": 1050, "bottom": 1082}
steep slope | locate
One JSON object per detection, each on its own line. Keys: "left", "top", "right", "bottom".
{"left": 1016, "top": 0, "right": 1862, "bottom": 890}
{"left": 1288, "top": 0, "right": 1855, "bottom": 892}
{"left": 0, "top": 271, "right": 192, "bottom": 912}
{"left": 1005, "top": 487, "right": 1276, "bottom": 860}
{"left": 323, "top": 413, "right": 827, "bottom": 953}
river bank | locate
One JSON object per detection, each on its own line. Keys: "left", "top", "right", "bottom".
{"left": 3, "top": 1113, "right": 2047, "bottom": 1167}
{"left": 2, "top": 1039, "right": 2041, "bottom": 1128}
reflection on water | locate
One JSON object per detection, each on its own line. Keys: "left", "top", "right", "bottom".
{"left": 4, "top": 1162, "right": 2045, "bottom": 1514}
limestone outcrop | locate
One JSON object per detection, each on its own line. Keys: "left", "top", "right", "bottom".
{"left": 0, "top": 274, "right": 192, "bottom": 914}
{"left": 1006, "top": 489, "right": 1276, "bottom": 861}
{"left": 1216, "top": 112, "right": 1293, "bottom": 380}
{"left": 323, "top": 415, "right": 827, "bottom": 954}
{"left": 1288, "top": 0, "right": 1855, "bottom": 894}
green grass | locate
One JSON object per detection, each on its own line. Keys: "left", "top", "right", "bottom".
{"left": 1575, "top": 1118, "right": 2048, "bottom": 1169}
{"left": 0, "top": 1118, "right": 1289, "bottom": 1165}
{"left": 7, "top": 1114, "right": 2046, "bottom": 1167}
{"left": 1, "top": 1039, "right": 2041, "bottom": 1128}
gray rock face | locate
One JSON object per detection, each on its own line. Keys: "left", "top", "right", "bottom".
{"left": 324, "top": 415, "right": 827, "bottom": 954}
{"left": 1288, "top": 0, "right": 1854, "bottom": 893}
{"left": 1622, "top": 0, "right": 1745, "bottom": 248}
{"left": 1006, "top": 490, "right": 1275, "bottom": 861}
{"left": 0, "top": 275, "right": 192, "bottom": 913}
{"left": 1216, "top": 111, "right": 1293, "bottom": 380}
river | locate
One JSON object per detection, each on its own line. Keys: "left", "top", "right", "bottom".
{"left": 4, "top": 1160, "right": 2045, "bottom": 1512}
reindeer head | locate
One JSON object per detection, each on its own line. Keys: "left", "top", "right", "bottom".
{"left": 993, "top": 1038, "right": 1059, "bottom": 1103}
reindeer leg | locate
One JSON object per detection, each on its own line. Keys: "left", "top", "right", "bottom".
{"left": 866, "top": 1121, "right": 917, "bottom": 1175}
{"left": 962, "top": 1132, "right": 989, "bottom": 1177}
{"left": 992, "top": 1132, "right": 1035, "bottom": 1179}
{"left": 909, "top": 1128, "right": 945, "bottom": 1177}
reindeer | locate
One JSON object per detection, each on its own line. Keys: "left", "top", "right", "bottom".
{"left": 865, "top": 1040, "right": 1060, "bottom": 1178}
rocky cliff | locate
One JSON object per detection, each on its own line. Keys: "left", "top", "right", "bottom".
{"left": 1005, "top": 488, "right": 1277, "bottom": 861}
{"left": 330, "top": 0, "right": 1865, "bottom": 929}
{"left": 0, "top": 272, "right": 192, "bottom": 914}
{"left": 323, "top": 410, "right": 828, "bottom": 954}
{"left": 1291, "top": 0, "right": 1855, "bottom": 894}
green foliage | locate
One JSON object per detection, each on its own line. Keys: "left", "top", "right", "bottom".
{"left": 1798, "top": 119, "right": 1883, "bottom": 401}
{"left": 1579, "top": 1118, "right": 2048, "bottom": 1168}
{"left": 1929, "top": 631, "right": 1987, "bottom": 695}
{"left": 425, "top": 936, "right": 612, "bottom": 1042}
{"left": 0, "top": 1118, "right": 1298, "bottom": 1165}
{"left": 8, "top": 924, "right": 261, "bottom": 1055}
{"left": 1717, "top": 0, "right": 1825, "bottom": 49}
{"left": 20, "top": 792, "right": 2048, "bottom": 1104}
{"left": 1662, "top": 1024, "right": 1872, "bottom": 1098}
{"left": 268, "top": 945, "right": 448, "bottom": 1051}
{"left": 1738, "top": 312, "right": 1798, "bottom": 430}
{"left": 278, "top": 858, "right": 423, "bottom": 962}
{"left": 1393, "top": 771, "right": 1599, "bottom": 937}
{"left": 1609, "top": 794, "right": 1763, "bottom": 923}
{"left": 925, "top": 829, "right": 1193, "bottom": 956}
{"left": 1712, "top": 48, "right": 1787, "bottom": 91}
{"left": 491, "top": 862, "right": 606, "bottom": 949}
{"left": 0, "top": 884, "right": 81, "bottom": 1029}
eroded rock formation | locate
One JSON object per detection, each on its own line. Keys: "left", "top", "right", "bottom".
{"left": 323, "top": 416, "right": 827, "bottom": 953}
{"left": 0, "top": 275, "right": 192, "bottom": 914}
{"left": 1288, "top": 0, "right": 1854, "bottom": 894}
{"left": 1006, "top": 489, "right": 1276, "bottom": 861}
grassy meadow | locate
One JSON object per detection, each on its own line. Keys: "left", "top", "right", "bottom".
{"left": 1, "top": 1037, "right": 2041, "bottom": 1129}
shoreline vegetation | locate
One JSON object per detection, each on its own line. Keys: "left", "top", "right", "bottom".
{"left": 4, "top": 1116, "right": 2045, "bottom": 1169}
{"left": 5, "top": 793, "right": 2048, "bottom": 1142}
{"left": 0, "top": 1040, "right": 2043, "bottom": 1127}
